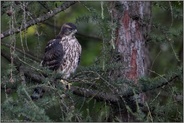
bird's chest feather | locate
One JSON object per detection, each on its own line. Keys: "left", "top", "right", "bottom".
{"left": 60, "top": 37, "right": 80, "bottom": 55}
{"left": 59, "top": 36, "right": 81, "bottom": 74}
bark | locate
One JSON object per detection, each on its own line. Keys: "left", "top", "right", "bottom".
{"left": 109, "top": 1, "right": 151, "bottom": 82}
{"left": 109, "top": 1, "right": 151, "bottom": 121}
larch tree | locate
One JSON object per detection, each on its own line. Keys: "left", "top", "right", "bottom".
{"left": 109, "top": 1, "right": 151, "bottom": 82}
{"left": 107, "top": 1, "right": 151, "bottom": 121}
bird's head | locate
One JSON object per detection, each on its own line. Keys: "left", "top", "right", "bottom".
{"left": 59, "top": 23, "right": 77, "bottom": 37}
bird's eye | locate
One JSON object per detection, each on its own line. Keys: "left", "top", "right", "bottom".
{"left": 66, "top": 28, "right": 72, "bottom": 32}
{"left": 69, "top": 28, "right": 73, "bottom": 31}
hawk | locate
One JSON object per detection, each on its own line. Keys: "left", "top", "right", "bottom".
{"left": 31, "top": 23, "right": 81, "bottom": 100}
{"left": 41, "top": 23, "right": 82, "bottom": 79}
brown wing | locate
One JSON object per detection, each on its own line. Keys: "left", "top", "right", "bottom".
{"left": 41, "top": 39, "right": 64, "bottom": 71}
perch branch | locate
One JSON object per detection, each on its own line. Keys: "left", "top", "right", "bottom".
{"left": 1, "top": 50, "right": 182, "bottom": 104}
{"left": 71, "top": 86, "right": 119, "bottom": 103}
{"left": 1, "top": 1, "right": 77, "bottom": 39}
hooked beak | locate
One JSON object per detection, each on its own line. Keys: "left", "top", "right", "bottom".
{"left": 73, "top": 29, "right": 77, "bottom": 33}
{"left": 71, "top": 29, "right": 77, "bottom": 36}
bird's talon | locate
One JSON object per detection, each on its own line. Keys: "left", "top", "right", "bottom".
{"left": 66, "top": 83, "right": 72, "bottom": 90}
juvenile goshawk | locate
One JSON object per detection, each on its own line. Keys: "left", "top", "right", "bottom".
{"left": 41, "top": 23, "right": 82, "bottom": 79}
{"left": 32, "top": 23, "right": 81, "bottom": 100}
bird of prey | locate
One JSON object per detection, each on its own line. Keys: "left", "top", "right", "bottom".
{"left": 31, "top": 23, "right": 81, "bottom": 100}
{"left": 41, "top": 23, "right": 82, "bottom": 79}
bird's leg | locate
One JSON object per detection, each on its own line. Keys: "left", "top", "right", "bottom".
{"left": 60, "top": 79, "right": 72, "bottom": 90}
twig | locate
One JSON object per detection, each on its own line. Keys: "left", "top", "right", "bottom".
{"left": 19, "top": 65, "right": 26, "bottom": 84}
{"left": 71, "top": 86, "right": 119, "bottom": 103}
{"left": 2, "top": 42, "right": 41, "bottom": 62}
{"left": 1, "top": 1, "right": 77, "bottom": 39}
{"left": 1, "top": 50, "right": 45, "bottom": 83}
{"left": 38, "top": 2, "right": 50, "bottom": 12}
{"left": 1, "top": 50, "right": 182, "bottom": 104}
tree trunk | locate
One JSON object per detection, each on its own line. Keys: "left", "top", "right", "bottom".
{"left": 109, "top": 0, "right": 151, "bottom": 97}
{"left": 108, "top": 1, "right": 151, "bottom": 121}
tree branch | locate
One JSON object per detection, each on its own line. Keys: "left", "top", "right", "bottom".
{"left": 1, "top": 50, "right": 45, "bottom": 83}
{"left": 1, "top": 1, "right": 77, "bottom": 39}
{"left": 71, "top": 86, "right": 119, "bottom": 103}
{"left": 1, "top": 49, "right": 182, "bottom": 104}
{"left": 2, "top": 42, "right": 41, "bottom": 62}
